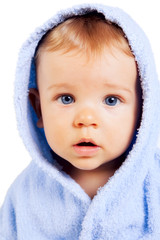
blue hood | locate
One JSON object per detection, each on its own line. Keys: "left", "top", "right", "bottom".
{"left": 15, "top": 2, "right": 160, "bottom": 198}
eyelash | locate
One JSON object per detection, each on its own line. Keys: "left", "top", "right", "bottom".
{"left": 56, "top": 94, "right": 122, "bottom": 106}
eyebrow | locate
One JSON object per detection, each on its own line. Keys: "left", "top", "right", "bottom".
{"left": 47, "top": 82, "right": 132, "bottom": 94}
{"left": 47, "top": 83, "right": 76, "bottom": 91}
{"left": 103, "top": 83, "right": 132, "bottom": 94}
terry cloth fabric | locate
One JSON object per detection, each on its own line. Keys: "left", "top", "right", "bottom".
{"left": 0, "top": 3, "right": 160, "bottom": 240}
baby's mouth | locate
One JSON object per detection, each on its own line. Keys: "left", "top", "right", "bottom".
{"left": 73, "top": 139, "right": 100, "bottom": 156}
{"left": 77, "top": 142, "right": 96, "bottom": 147}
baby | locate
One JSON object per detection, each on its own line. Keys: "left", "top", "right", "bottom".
{"left": 29, "top": 12, "right": 141, "bottom": 199}
{"left": 0, "top": 4, "right": 160, "bottom": 240}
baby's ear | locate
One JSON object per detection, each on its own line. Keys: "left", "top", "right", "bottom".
{"left": 28, "top": 88, "right": 43, "bottom": 128}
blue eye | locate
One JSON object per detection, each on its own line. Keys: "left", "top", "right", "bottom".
{"left": 104, "top": 96, "right": 120, "bottom": 106}
{"left": 58, "top": 95, "right": 74, "bottom": 104}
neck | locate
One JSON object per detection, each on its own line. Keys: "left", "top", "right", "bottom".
{"left": 53, "top": 151, "right": 125, "bottom": 199}
{"left": 67, "top": 156, "right": 124, "bottom": 199}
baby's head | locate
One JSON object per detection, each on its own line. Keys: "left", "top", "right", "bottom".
{"left": 29, "top": 11, "right": 141, "bottom": 171}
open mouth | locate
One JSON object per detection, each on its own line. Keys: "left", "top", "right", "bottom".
{"left": 73, "top": 139, "right": 100, "bottom": 156}
{"left": 77, "top": 142, "right": 96, "bottom": 147}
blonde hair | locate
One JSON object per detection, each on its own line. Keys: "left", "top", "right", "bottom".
{"left": 35, "top": 11, "right": 133, "bottom": 63}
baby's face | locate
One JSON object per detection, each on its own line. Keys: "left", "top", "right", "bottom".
{"left": 37, "top": 48, "right": 139, "bottom": 171}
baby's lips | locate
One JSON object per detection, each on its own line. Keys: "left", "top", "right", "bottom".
{"left": 74, "top": 138, "right": 98, "bottom": 147}
{"left": 73, "top": 138, "right": 101, "bottom": 157}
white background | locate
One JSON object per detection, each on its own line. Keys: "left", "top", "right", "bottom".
{"left": 0, "top": 0, "right": 160, "bottom": 207}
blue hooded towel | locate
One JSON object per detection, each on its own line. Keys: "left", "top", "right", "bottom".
{"left": 0, "top": 3, "right": 160, "bottom": 240}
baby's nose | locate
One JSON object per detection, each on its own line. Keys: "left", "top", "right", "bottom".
{"left": 73, "top": 108, "right": 98, "bottom": 128}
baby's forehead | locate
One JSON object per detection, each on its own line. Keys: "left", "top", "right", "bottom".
{"left": 37, "top": 41, "right": 135, "bottom": 69}
{"left": 36, "top": 47, "right": 138, "bottom": 95}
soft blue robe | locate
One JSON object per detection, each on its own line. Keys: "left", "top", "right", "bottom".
{"left": 0, "top": 3, "right": 160, "bottom": 240}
